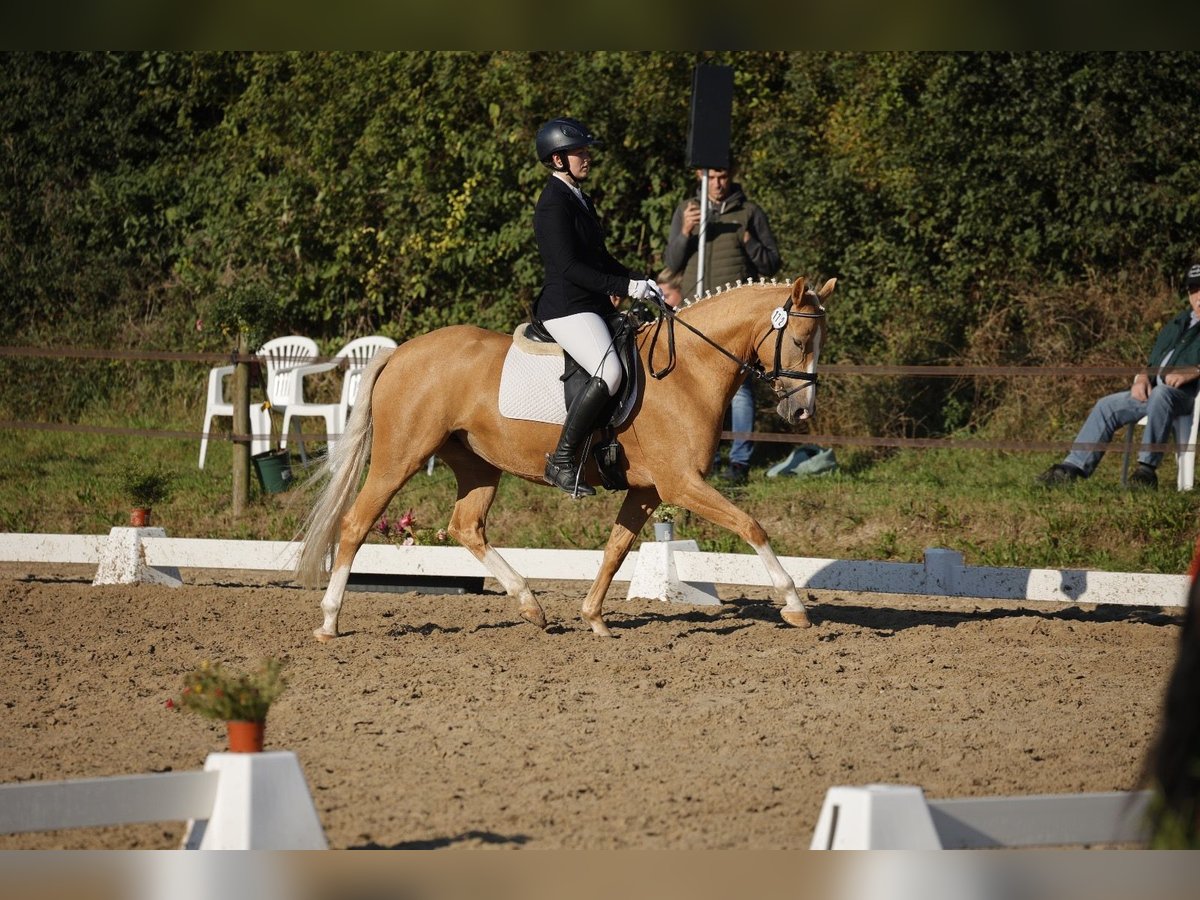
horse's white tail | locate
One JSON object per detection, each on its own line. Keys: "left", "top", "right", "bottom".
{"left": 294, "top": 348, "right": 395, "bottom": 588}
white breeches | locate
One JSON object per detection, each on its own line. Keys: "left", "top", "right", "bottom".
{"left": 542, "top": 312, "right": 623, "bottom": 396}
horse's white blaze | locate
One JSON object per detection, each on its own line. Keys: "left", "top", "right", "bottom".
{"left": 800, "top": 323, "right": 822, "bottom": 419}
{"left": 752, "top": 541, "right": 805, "bottom": 610}
{"left": 318, "top": 565, "right": 351, "bottom": 634}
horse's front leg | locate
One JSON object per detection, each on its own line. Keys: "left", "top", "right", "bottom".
{"left": 581, "top": 487, "right": 659, "bottom": 636}
{"left": 664, "top": 477, "right": 811, "bottom": 628}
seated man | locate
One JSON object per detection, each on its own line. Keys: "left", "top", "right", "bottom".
{"left": 1038, "top": 264, "right": 1200, "bottom": 489}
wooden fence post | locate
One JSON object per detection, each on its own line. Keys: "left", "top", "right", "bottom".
{"left": 232, "top": 333, "right": 251, "bottom": 515}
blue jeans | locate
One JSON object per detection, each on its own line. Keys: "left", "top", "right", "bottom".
{"left": 1063, "top": 383, "right": 1195, "bottom": 475}
{"left": 728, "top": 381, "right": 755, "bottom": 466}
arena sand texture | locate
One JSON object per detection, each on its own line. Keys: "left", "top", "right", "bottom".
{"left": 0, "top": 562, "right": 1179, "bottom": 849}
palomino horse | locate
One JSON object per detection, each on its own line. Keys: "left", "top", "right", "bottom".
{"left": 297, "top": 275, "right": 833, "bottom": 638}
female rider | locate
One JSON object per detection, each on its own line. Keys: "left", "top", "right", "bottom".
{"left": 532, "top": 116, "right": 660, "bottom": 497}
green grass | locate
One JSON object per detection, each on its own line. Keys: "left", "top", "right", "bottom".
{"left": 2, "top": 416, "right": 1198, "bottom": 574}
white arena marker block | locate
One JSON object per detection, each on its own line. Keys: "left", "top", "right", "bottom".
{"left": 810, "top": 784, "right": 942, "bottom": 849}
{"left": 92, "top": 526, "right": 182, "bottom": 587}
{"left": 184, "top": 751, "right": 327, "bottom": 850}
{"left": 626, "top": 539, "right": 721, "bottom": 606}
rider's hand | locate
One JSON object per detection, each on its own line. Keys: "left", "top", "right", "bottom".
{"left": 628, "top": 279, "right": 664, "bottom": 302}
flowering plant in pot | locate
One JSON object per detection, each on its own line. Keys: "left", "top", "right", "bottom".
{"left": 652, "top": 503, "right": 681, "bottom": 541}
{"left": 373, "top": 508, "right": 449, "bottom": 546}
{"left": 167, "top": 658, "right": 286, "bottom": 752}
{"left": 119, "top": 460, "right": 173, "bottom": 527}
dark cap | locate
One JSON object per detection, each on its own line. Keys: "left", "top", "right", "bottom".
{"left": 1188, "top": 264, "right": 1200, "bottom": 292}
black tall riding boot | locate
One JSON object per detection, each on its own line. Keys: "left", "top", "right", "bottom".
{"left": 544, "top": 375, "right": 611, "bottom": 497}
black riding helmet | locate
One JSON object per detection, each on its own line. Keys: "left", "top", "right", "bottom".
{"left": 535, "top": 117, "right": 603, "bottom": 171}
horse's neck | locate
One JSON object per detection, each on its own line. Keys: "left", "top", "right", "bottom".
{"left": 674, "top": 288, "right": 780, "bottom": 361}
{"left": 637, "top": 288, "right": 783, "bottom": 408}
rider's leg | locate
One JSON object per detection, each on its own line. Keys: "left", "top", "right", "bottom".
{"left": 541, "top": 312, "right": 622, "bottom": 497}
{"left": 545, "top": 376, "right": 611, "bottom": 496}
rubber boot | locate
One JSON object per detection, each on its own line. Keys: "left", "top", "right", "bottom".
{"left": 544, "top": 375, "right": 611, "bottom": 497}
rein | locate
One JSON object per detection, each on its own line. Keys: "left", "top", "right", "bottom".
{"left": 645, "top": 292, "right": 825, "bottom": 398}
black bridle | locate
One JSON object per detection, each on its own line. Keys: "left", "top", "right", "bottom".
{"left": 645, "top": 291, "right": 825, "bottom": 401}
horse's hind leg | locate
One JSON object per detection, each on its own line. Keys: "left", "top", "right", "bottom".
{"left": 441, "top": 444, "right": 547, "bottom": 630}
{"left": 315, "top": 459, "right": 425, "bottom": 641}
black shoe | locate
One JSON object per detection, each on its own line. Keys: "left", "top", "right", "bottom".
{"left": 720, "top": 462, "right": 750, "bottom": 485}
{"left": 1129, "top": 463, "right": 1158, "bottom": 489}
{"left": 543, "top": 375, "right": 610, "bottom": 498}
{"left": 544, "top": 452, "right": 597, "bottom": 497}
{"left": 1036, "top": 463, "right": 1085, "bottom": 486}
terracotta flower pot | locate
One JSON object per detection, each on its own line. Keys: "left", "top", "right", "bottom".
{"left": 225, "top": 720, "right": 265, "bottom": 753}
{"left": 130, "top": 507, "right": 151, "bottom": 527}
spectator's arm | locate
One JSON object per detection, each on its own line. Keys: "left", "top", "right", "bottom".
{"left": 1163, "top": 368, "right": 1200, "bottom": 389}
{"left": 663, "top": 202, "right": 695, "bottom": 273}
{"left": 743, "top": 204, "right": 781, "bottom": 277}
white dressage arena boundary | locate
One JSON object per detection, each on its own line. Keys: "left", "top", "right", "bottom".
{"left": 810, "top": 782, "right": 1151, "bottom": 849}
{"left": 0, "top": 750, "right": 326, "bottom": 850}
{"left": 0, "top": 530, "right": 1187, "bottom": 608}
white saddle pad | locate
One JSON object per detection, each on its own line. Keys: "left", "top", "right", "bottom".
{"left": 498, "top": 328, "right": 568, "bottom": 425}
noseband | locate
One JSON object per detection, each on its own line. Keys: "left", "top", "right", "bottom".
{"left": 646, "top": 291, "right": 825, "bottom": 402}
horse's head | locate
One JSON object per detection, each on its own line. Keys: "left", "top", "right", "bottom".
{"left": 758, "top": 276, "right": 834, "bottom": 425}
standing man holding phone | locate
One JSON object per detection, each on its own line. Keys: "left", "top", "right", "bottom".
{"left": 663, "top": 163, "right": 781, "bottom": 484}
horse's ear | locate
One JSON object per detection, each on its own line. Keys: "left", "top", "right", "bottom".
{"left": 817, "top": 277, "right": 837, "bottom": 301}
{"left": 789, "top": 276, "right": 808, "bottom": 302}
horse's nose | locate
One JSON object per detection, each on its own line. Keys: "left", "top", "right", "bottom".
{"left": 778, "top": 396, "right": 814, "bottom": 425}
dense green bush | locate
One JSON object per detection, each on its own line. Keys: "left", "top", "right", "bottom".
{"left": 3, "top": 51, "right": 1200, "bottom": 439}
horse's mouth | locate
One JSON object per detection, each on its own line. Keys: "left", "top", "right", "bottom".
{"left": 777, "top": 403, "right": 816, "bottom": 427}
{"left": 778, "top": 404, "right": 812, "bottom": 425}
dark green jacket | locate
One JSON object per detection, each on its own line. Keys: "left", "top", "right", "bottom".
{"left": 663, "top": 184, "right": 780, "bottom": 301}
{"left": 1148, "top": 307, "right": 1200, "bottom": 370}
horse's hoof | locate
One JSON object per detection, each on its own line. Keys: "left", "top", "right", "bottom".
{"left": 587, "top": 619, "right": 613, "bottom": 638}
{"left": 313, "top": 628, "right": 338, "bottom": 643}
{"left": 520, "top": 607, "right": 548, "bottom": 630}
{"left": 780, "top": 608, "right": 812, "bottom": 628}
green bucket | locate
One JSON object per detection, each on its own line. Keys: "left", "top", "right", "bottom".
{"left": 251, "top": 448, "right": 294, "bottom": 493}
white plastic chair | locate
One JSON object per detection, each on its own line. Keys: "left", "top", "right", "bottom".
{"left": 1120, "top": 391, "right": 1200, "bottom": 490}
{"left": 280, "top": 336, "right": 396, "bottom": 459}
{"left": 198, "top": 365, "right": 271, "bottom": 468}
{"left": 197, "top": 336, "right": 319, "bottom": 469}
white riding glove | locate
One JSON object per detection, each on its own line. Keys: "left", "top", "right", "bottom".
{"left": 628, "top": 279, "right": 665, "bottom": 302}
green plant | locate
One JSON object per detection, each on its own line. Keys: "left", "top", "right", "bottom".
{"left": 119, "top": 460, "right": 173, "bottom": 508}
{"left": 168, "top": 658, "right": 286, "bottom": 723}
{"left": 202, "top": 275, "right": 285, "bottom": 352}
{"left": 653, "top": 503, "right": 681, "bottom": 522}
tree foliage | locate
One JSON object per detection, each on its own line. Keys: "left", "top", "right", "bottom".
{"left": 3, "top": 51, "right": 1200, "bottom": 432}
